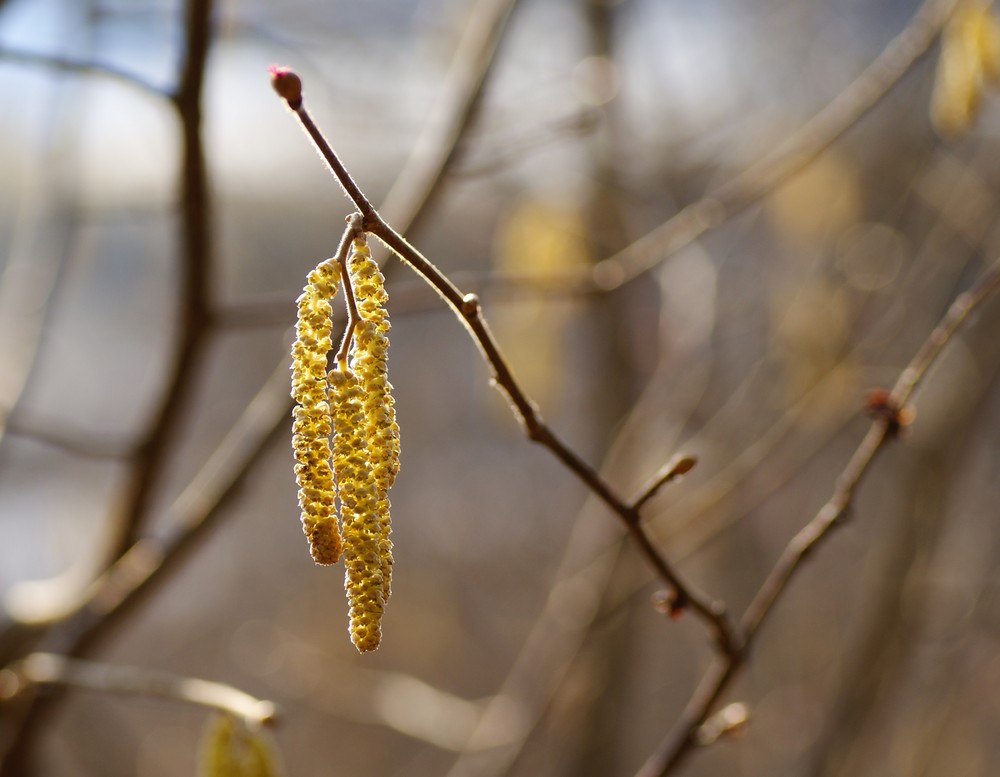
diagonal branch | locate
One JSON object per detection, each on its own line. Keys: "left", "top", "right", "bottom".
{"left": 376, "top": 0, "right": 520, "bottom": 234}
{"left": 634, "top": 254, "right": 1000, "bottom": 776}
{"left": 10, "top": 653, "right": 277, "bottom": 728}
{"left": 496, "top": 0, "right": 960, "bottom": 294}
{"left": 0, "top": 47, "right": 167, "bottom": 96}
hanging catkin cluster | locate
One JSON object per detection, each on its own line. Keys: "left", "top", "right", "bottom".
{"left": 290, "top": 235, "right": 398, "bottom": 652}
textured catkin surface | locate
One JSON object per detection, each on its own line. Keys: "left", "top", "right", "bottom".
{"left": 347, "top": 237, "right": 399, "bottom": 597}
{"left": 329, "top": 364, "right": 387, "bottom": 652}
{"left": 290, "top": 259, "right": 342, "bottom": 565}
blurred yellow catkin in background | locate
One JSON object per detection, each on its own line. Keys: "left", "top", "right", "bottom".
{"left": 931, "top": 0, "right": 1000, "bottom": 137}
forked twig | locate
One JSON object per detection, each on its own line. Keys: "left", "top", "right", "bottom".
{"left": 634, "top": 255, "right": 1000, "bottom": 776}
{"left": 271, "top": 70, "right": 740, "bottom": 656}
{"left": 333, "top": 214, "right": 366, "bottom": 362}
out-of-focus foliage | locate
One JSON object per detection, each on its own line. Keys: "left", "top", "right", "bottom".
{"left": 199, "top": 714, "right": 281, "bottom": 777}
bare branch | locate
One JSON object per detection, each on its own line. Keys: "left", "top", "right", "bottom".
{"left": 0, "top": 47, "right": 167, "bottom": 96}
{"left": 487, "top": 0, "right": 961, "bottom": 294}
{"left": 9, "top": 653, "right": 277, "bottom": 728}
{"left": 635, "top": 254, "right": 1000, "bottom": 776}
{"left": 106, "top": 0, "right": 215, "bottom": 563}
{"left": 376, "top": 0, "right": 521, "bottom": 234}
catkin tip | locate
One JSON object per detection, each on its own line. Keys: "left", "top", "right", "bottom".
{"left": 308, "top": 522, "right": 343, "bottom": 565}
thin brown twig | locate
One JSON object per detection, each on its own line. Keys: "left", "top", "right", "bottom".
{"left": 6, "top": 351, "right": 293, "bottom": 659}
{"left": 653, "top": 151, "right": 994, "bottom": 564}
{"left": 333, "top": 214, "right": 366, "bottom": 363}
{"left": 630, "top": 455, "right": 698, "bottom": 512}
{"left": 105, "top": 0, "right": 215, "bottom": 562}
{"left": 4, "top": 418, "right": 131, "bottom": 460}
{"left": 376, "top": 0, "right": 521, "bottom": 234}
{"left": 274, "top": 79, "right": 740, "bottom": 656}
{"left": 9, "top": 653, "right": 278, "bottom": 728}
{"left": 743, "top": 258, "right": 1000, "bottom": 643}
{"left": 634, "top": 254, "right": 1000, "bottom": 776}
{"left": 0, "top": 47, "right": 167, "bottom": 96}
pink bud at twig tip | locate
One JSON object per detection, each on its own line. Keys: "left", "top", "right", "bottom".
{"left": 269, "top": 65, "right": 302, "bottom": 108}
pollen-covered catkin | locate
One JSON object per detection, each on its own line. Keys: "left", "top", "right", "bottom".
{"left": 329, "top": 364, "right": 386, "bottom": 652}
{"left": 347, "top": 237, "right": 399, "bottom": 596}
{"left": 290, "top": 258, "right": 342, "bottom": 565}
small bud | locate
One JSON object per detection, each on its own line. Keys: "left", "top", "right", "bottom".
{"left": 695, "top": 702, "right": 750, "bottom": 745}
{"left": 461, "top": 293, "right": 480, "bottom": 316}
{"left": 652, "top": 589, "right": 687, "bottom": 620}
{"left": 863, "top": 388, "right": 914, "bottom": 436}
{"left": 269, "top": 65, "right": 302, "bottom": 108}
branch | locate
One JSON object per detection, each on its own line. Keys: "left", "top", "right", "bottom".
{"left": 334, "top": 214, "right": 367, "bottom": 363}
{"left": 271, "top": 73, "right": 740, "bottom": 656}
{"left": 375, "top": 0, "right": 521, "bottom": 234}
{"left": 634, "top": 254, "right": 1000, "bottom": 776}
{"left": 630, "top": 455, "right": 698, "bottom": 512}
{"left": 8, "top": 653, "right": 277, "bottom": 728}
{"left": 105, "top": 0, "right": 215, "bottom": 563}
{"left": 0, "top": 47, "right": 167, "bottom": 96}
{"left": 494, "top": 0, "right": 960, "bottom": 294}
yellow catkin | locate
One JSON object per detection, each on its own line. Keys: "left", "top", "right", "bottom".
{"left": 972, "top": 1, "right": 1000, "bottom": 83}
{"left": 290, "top": 258, "right": 342, "bottom": 565}
{"left": 329, "top": 365, "right": 386, "bottom": 652}
{"left": 931, "top": 0, "right": 1000, "bottom": 137}
{"left": 347, "top": 236, "right": 399, "bottom": 597}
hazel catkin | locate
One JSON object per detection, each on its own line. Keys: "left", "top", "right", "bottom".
{"left": 329, "top": 364, "right": 387, "bottom": 652}
{"left": 290, "top": 258, "right": 342, "bottom": 565}
{"left": 931, "top": 0, "right": 1000, "bottom": 137}
{"left": 346, "top": 237, "right": 399, "bottom": 597}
